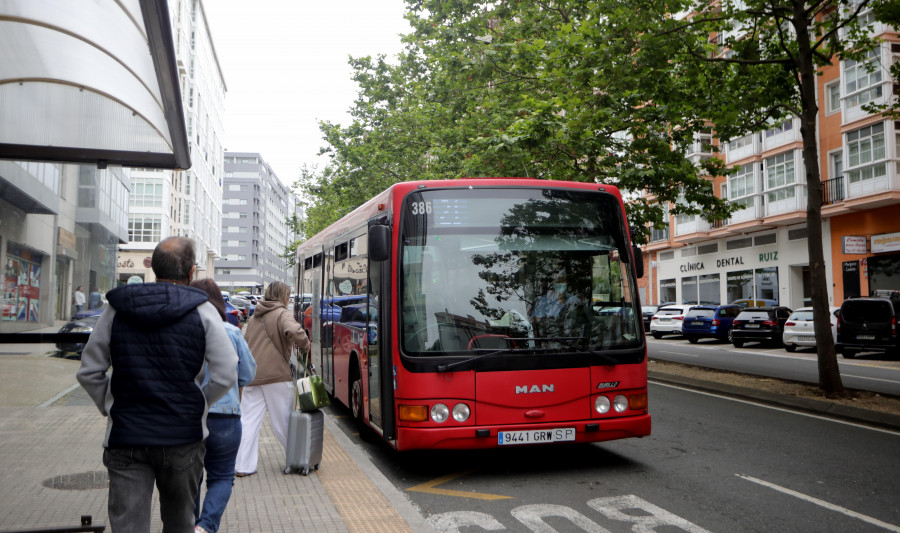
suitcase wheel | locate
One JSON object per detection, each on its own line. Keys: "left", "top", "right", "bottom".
{"left": 301, "top": 467, "right": 310, "bottom": 476}
{"left": 314, "top": 464, "right": 319, "bottom": 470}
{"left": 284, "top": 467, "right": 292, "bottom": 475}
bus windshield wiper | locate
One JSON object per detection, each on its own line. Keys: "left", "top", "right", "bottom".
{"left": 535, "top": 337, "right": 619, "bottom": 366}
{"left": 436, "top": 348, "right": 514, "bottom": 373}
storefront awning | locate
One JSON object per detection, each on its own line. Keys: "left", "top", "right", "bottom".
{"left": 0, "top": 0, "right": 191, "bottom": 170}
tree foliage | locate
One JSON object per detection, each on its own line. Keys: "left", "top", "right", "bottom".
{"left": 294, "top": 0, "right": 895, "bottom": 395}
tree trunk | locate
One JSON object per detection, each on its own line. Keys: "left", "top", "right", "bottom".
{"left": 793, "top": 3, "right": 844, "bottom": 395}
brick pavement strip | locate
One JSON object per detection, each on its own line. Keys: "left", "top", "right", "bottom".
{"left": 0, "top": 351, "right": 420, "bottom": 533}
{"left": 317, "top": 429, "right": 414, "bottom": 533}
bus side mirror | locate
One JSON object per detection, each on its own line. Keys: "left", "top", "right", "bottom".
{"left": 632, "top": 245, "right": 644, "bottom": 279}
{"left": 369, "top": 224, "right": 390, "bottom": 262}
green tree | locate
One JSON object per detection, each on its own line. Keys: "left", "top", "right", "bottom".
{"left": 645, "top": 0, "right": 890, "bottom": 395}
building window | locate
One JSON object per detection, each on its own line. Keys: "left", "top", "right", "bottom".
{"left": 728, "top": 133, "right": 753, "bottom": 151}
{"left": 844, "top": 49, "right": 883, "bottom": 109}
{"left": 659, "top": 251, "right": 675, "bottom": 261}
{"left": 826, "top": 81, "right": 841, "bottom": 114}
{"left": 699, "top": 274, "right": 720, "bottom": 305}
{"left": 830, "top": 150, "right": 844, "bottom": 180}
{"left": 788, "top": 227, "right": 808, "bottom": 240}
{"left": 681, "top": 247, "right": 697, "bottom": 257}
{"left": 765, "top": 120, "right": 792, "bottom": 137}
{"left": 660, "top": 278, "right": 676, "bottom": 303}
{"left": 728, "top": 163, "right": 756, "bottom": 209}
{"left": 847, "top": 122, "right": 886, "bottom": 184}
{"left": 130, "top": 178, "right": 163, "bottom": 207}
{"left": 754, "top": 233, "right": 777, "bottom": 246}
{"left": 726, "top": 237, "right": 752, "bottom": 250}
{"left": 698, "top": 243, "right": 718, "bottom": 255}
{"left": 766, "top": 151, "right": 795, "bottom": 189}
{"left": 129, "top": 215, "right": 162, "bottom": 243}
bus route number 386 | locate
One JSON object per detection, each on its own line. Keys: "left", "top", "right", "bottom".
{"left": 498, "top": 427, "right": 576, "bottom": 446}
{"left": 410, "top": 201, "right": 432, "bottom": 215}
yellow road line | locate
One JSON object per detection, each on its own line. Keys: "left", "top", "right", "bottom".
{"left": 406, "top": 470, "right": 513, "bottom": 500}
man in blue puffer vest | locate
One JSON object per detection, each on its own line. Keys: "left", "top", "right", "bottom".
{"left": 77, "top": 237, "right": 238, "bottom": 532}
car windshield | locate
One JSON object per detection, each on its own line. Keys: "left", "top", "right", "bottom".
{"left": 686, "top": 309, "right": 715, "bottom": 318}
{"left": 399, "top": 187, "right": 642, "bottom": 357}
{"left": 789, "top": 311, "right": 814, "bottom": 321}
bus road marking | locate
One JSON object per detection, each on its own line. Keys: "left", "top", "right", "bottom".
{"left": 407, "top": 470, "right": 513, "bottom": 501}
{"left": 737, "top": 474, "right": 900, "bottom": 532}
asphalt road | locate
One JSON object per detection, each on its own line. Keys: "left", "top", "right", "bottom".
{"left": 330, "top": 382, "right": 900, "bottom": 533}
{"left": 647, "top": 335, "right": 900, "bottom": 397}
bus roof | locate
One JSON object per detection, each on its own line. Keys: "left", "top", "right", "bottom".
{"left": 296, "top": 178, "right": 623, "bottom": 256}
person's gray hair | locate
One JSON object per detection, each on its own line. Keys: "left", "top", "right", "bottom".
{"left": 151, "top": 237, "right": 196, "bottom": 282}
{"left": 264, "top": 281, "right": 291, "bottom": 305}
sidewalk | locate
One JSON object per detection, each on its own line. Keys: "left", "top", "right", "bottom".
{"left": 0, "top": 342, "right": 434, "bottom": 533}
{"left": 2, "top": 338, "right": 897, "bottom": 532}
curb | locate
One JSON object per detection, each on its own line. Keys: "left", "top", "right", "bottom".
{"left": 649, "top": 370, "right": 900, "bottom": 432}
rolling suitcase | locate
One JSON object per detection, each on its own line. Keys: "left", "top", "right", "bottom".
{"left": 284, "top": 408, "right": 324, "bottom": 475}
{"left": 284, "top": 348, "right": 324, "bottom": 475}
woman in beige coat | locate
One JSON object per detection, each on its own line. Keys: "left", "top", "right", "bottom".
{"left": 234, "top": 281, "right": 310, "bottom": 476}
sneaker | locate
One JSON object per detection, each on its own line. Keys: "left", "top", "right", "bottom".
{"left": 195, "top": 527, "right": 209, "bottom": 533}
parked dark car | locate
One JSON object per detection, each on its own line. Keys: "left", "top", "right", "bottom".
{"left": 55, "top": 305, "right": 106, "bottom": 357}
{"left": 230, "top": 296, "right": 254, "bottom": 321}
{"left": 681, "top": 304, "right": 741, "bottom": 343}
{"left": 641, "top": 305, "right": 659, "bottom": 331}
{"left": 837, "top": 293, "right": 900, "bottom": 359}
{"left": 224, "top": 299, "right": 241, "bottom": 329}
{"left": 731, "top": 306, "right": 793, "bottom": 347}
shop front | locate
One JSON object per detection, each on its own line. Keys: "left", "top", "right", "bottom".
{"left": 655, "top": 227, "right": 818, "bottom": 309}
{"left": 831, "top": 206, "right": 900, "bottom": 303}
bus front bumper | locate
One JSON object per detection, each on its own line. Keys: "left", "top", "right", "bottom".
{"left": 393, "top": 414, "right": 651, "bottom": 451}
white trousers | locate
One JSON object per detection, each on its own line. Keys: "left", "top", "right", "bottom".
{"left": 234, "top": 381, "right": 294, "bottom": 474}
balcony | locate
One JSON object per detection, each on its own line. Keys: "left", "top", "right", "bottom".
{"left": 822, "top": 176, "right": 845, "bottom": 206}
{"left": 762, "top": 118, "right": 802, "bottom": 152}
{"left": 673, "top": 215, "right": 711, "bottom": 238}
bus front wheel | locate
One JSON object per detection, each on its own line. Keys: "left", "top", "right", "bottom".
{"left": 350, "top": 361, "right": 364, "bottom": 423}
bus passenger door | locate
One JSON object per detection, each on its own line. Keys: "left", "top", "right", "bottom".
{"left": 367, "top": 222, "right": 394, "bottom": 440}
{"left": 321, "top": 247, "right": 335, "bottom": 391}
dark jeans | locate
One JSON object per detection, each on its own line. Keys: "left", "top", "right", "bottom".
{"left": 195, "top": 414, "right": 242, "bottom": 532}
{"left": 103, "top": 441, "right": 205, "bottom": 533}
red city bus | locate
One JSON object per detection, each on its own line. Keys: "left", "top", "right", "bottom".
{"left": 296, "top": 178, "right": 649, "bottom": 451}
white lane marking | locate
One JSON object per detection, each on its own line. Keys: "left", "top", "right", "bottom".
{"left": 39, "top": 383, "right": 80, "bottom": 408}
{"left": 841, "top": 373, "right": 900, "bottom": 385}
{"left": 651, "top": 381, "right": 900, "bottom": 436}
{"left": 587, "top": 495, "right": 712, "bottom": 533}
{"left": 511, "top": 504, "right": 609, "bottom": 532}
{"left": 659, "top": 351, "right": 700, "bottom": 357}
{"left": 737, "top": 475, "right": 900, "bottom": 532}
{"left": 426, "top": 511, "right": 506, "bottom": 532}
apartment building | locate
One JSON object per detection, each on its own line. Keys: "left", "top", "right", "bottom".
{"left": 214, "top": 152, "right": 296, "bottom": 293}
{"left": 117, "top": 0, "right": 226, "bottom": 284}
{"left": 640, "top": 16, "right": 899, "bottom": 308}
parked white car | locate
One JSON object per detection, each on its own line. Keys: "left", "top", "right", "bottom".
{"left": 649, "top": 305, "right": 693, "bottom": 338}
{"left": 782, "top": 306, "right": 840, "bottom": 352}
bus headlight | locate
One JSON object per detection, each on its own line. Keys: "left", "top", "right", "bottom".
{"left": 613, "top": 394, "right": 628, "bottom": 413}
{"left": 595, "top": 396, "right": 611, "bottom": 414}
{"left": 452, "top": 403, "right": 470, "bottom": 422}
{"left": 430, "top": 403, "right": 450, "bottom": 423}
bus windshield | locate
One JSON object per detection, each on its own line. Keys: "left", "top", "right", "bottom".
{"left": 399, "top": 187, "right": 642, "bottom": 359}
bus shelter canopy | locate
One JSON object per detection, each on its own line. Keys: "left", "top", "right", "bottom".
{"left": 0, "top": 0, "right": 190, "bottom": 170}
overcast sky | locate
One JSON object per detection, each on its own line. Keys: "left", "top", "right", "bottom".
{"left": 204, "top": 1, "right": 411, "bottom": 187}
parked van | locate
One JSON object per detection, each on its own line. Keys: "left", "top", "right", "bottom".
{"left": 836, "top": 292, "right": 900, "bottom": 359}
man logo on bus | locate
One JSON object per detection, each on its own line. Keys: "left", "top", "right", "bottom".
{"left": 596, "top": 381, "right": 621, "bottom": 389}
{"left": 516, "top": 384, "right": 554, "bottom": 394}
